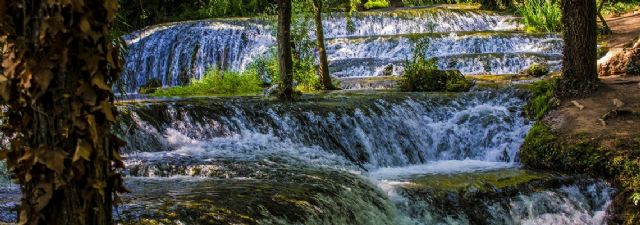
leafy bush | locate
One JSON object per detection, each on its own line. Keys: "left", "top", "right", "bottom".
{"left": 517, "top": 0, "right": 562, "bottom": 32}
{"left": 249, "top": 51, "right": 322, "bottom": 92}
{"left": 364, "top": 0, "right": 390, "bottom": 9}
{"left": 153, "top": 69, "right": 263, "bottom": 97}
{"left": 633, "top": 192, "right": 640, "bottom": 206}
{"left": 399, "top": 57, "right": 473, "bottom": 92}
{"left": 523, "top": 63, "right": 550, "bottom": 77}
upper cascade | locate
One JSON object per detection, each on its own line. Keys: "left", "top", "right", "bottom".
{"left": 121, "top": 7, "right": 558, "bottom": 93}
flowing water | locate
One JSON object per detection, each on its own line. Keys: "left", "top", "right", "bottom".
{"left": 0, "top": 6, "right": 615, "bottom": 225}
{"left": 0, "top": 89, "right": 614, "bottom": 224}
{"left": 121, "top": 7, "right": 562, "bottom": 92}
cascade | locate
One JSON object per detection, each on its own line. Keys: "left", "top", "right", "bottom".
{"left": 121, "top": 7, "right": 562, "bottom": 92}
{"left": 0, "top": 89, "right": 614, "bottom": 224}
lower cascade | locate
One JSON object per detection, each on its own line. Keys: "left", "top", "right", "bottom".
{"left": 0, "top": 89, "right": 615, "bottom": 224}
{"left": 0, "top": 88, "right": 610, "bottom": 224}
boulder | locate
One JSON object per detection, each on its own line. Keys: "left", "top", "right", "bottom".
{"left": 138, "top": 78, "right": 163, "bottom": 94}
{"left": 598, "top": 47, "right": 640, "bottom": 77}
{"left": 522, "top": 63, "right": 550, "bottom": 77}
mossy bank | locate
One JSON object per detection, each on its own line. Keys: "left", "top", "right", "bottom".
{"left": 518, "top": 79, "right": 640, "bottom": 225}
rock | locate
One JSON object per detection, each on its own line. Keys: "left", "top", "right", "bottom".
{"left": 138, "top": 78, "right": 163, "bottom": 94}
{"left": 383, "top": 64, "right": 394, "bottom": 76}
{"left": 522, "top": 63, "right": 550, "bottom": 77}
{"left": 571, "top": 101, "right": 585, "bottom": 110}
{"left": 598, "top": 48, "right": 640, "bottom": 77}
{"left": 613, "top": 98, "right": 625, "bottom": 108}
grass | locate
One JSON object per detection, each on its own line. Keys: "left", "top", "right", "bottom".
{"left": 153, "top": 69, "right": 264, "bottom": 97}
{"left": 400, "top": 0, "right": 475, "bottom": 6}
{"left": 364, "top": 0, "right": 390, "bottom": 9}
{"left": 517, "top": 0, "right": 562, "bottom": 32}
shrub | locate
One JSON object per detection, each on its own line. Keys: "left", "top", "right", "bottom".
{"left": 153, "top": 69, "right": 263, "bottom": 97}
{"left": 523, "top": 63, "right": 550, "bottom": 77}
{"left": 517, "top": 0, "right": 562, "bottom": 32}
{"left": 138, "top": 78, "right": 163, "bottom": 94}
{"left": 364, "top": 0, "right": 390, "bottom": 9}
{"left": 399, "top": 57, "right": 473, "bottom": 92}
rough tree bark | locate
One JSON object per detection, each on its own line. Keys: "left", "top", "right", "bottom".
{"left": 0, "top": 1, "right": 125, "bottom": 224}
{"left": 556, "top": 0, "right": 599, "bottom": 98}
{"left": 277, "top": 0, "right": 295, "bottom": 99}
{"left": 312, "top": 0, "right": 336, "bottom": 90}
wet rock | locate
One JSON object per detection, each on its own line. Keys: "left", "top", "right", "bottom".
{"left": 383, "top": 64, "right": 394, "bottom": 76}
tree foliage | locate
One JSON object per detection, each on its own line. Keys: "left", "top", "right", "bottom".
{"left": 0, "top": 0, "right": 125, "bottom": 224}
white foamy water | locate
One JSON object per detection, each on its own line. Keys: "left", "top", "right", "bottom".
{"left": 368, "top": 160, "right": 516, "bottom": 180}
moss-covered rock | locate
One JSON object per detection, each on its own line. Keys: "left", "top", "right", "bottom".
{"left": 522, "top": 63, "right": 550, "bottom": 77}
{"left": 399, "top": 58, "right": 473, "bottom": 92}
{"left": 116, "top": 167, "right": 397, "bottom": 225}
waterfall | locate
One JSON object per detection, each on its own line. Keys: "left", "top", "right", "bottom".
{"left": 117, "top": 89, "right": 531, "bottom": 171}
{"left": 121, "top": 8, "right": 562, "bottom": 92}
{"left": 0, "top": 89, "right": 615, "bottom": 224}
{"left": 103, "top": 88, "right": 614, "bottom": 224}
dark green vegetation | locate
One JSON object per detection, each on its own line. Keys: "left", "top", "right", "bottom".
{"left": 521, "top": 79, "right": 555, "bottom": 120}
{"left": 117, "top": 0, "right": 275, "bottom": 31}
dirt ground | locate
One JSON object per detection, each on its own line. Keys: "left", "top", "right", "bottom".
{"left": 602, "top": 11, "right": 640, "bottom": 48}
{"left": 545, "top": 77, "right": 640, "bottom": 140}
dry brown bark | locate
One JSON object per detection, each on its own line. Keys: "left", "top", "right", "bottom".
{"left": 0, "top": 0, "right": 126, "bottom": 224}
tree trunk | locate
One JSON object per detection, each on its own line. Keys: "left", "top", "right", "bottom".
{"left": 312, "top": 0, "right": 336, "bottom": 90}
{"left": 556, "top": 0, "right": 599, "bottom": 98}
{"left": 597, "top": 0, "right": 612, "bottom": 35}
{"left": 0, "top": 1, "right": 125, "bottom": 224}
{"left": 277, "top": 0, "right": 295, "bottom": 99}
